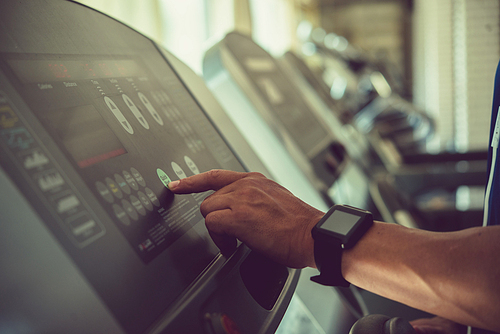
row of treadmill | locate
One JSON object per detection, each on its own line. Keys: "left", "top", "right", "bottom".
{"left": 0, "top": 2, "right": 487, "bottom": 334}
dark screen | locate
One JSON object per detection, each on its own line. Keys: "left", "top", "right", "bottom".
{"left": 41, "top": 104, "right": 127, "bottom": 168}
{"left": 322, "top": 210, "right": 360, "bottom": 236}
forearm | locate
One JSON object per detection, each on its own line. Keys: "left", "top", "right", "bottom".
{"left": 341, "top": 222, "right": 500, "bottom": 332}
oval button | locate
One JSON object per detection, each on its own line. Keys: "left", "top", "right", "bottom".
{"left": 130, "top": 167, "right": 146, "bottom": 187}
{"left": 115, "top": 174, "right": 131, "bottom": 194}
{"left": 122, "top": 199, "right": 138, "bottom": 221}
{"left": 113, "top": 204, "right": 130, "bottom": 226}
{"left": 184, "top": 156, "right": 200, "bottom": 174}
{"left": 130, "top": 195, "right": 146, "bottom": 216}
{"left": 171, "top": 161, "right": 187, "bottom": 179}
{"left": 123, "top": 171, "right": 138, "bottom": 191}
{"left": 138, "top": 92, "right": 163, "bottom": 126}
{"left": 104, "top": 96, "right": 133, "bottom": 134}
{"left": 137, "top": 191, "right": 153, "bottom": 211}
{"left": 157, "top": 168, "right": 171, "bottom": 189}
{"left": 145, "top": 187, "right": 160, "bottom": 207}
{"left": 123, "top": 94, "right": 149, "bottom": 129}
{"left": 106, "top": 177, "right": 123, "bottom": 199}
{"left": 96, "top": 181, "right": 114, "bottom": 203}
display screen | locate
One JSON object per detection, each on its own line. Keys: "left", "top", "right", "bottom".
{"left": 8, "top": 59, "right": 144, "bottom": 82}
{"left": 41, "top": 104, "right": 127, "bottom": 168}
{"left": 322, "top": 210, "right": 360, "bottom": 236}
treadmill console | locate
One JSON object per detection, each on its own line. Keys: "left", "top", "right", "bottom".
{"left": 205, "top": 32, "right": 341, "bottom": 187}
{"left": 0, "top": 2, "right": 296, "bottom": 333}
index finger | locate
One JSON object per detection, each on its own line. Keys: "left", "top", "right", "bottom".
{"left": 168, "top": 169, "right": 250, "bottom": 194}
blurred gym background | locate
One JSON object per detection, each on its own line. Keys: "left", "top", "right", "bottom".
{"left": 77, "top": 0, "right": 499, "bottom": 156}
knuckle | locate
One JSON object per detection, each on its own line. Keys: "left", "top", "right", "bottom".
{"left": 205, "top": 211, "right": 223, "bottom": 233}
{"left": 206, "top": 169, "right": 224, "bottom": 187}
{"left": 207, "top": 169, "right": 223, "bottom": 180}
{"left": 199, "top": 199, "right": 210, "bottom": 217}
{"left": 204, "top": 211, "right": 217, "bottom": 227}
{"left": 179, "top": 176, "right": 194, "bottom": 188}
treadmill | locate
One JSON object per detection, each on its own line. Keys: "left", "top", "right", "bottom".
{"left": 279, "top": 50, "right": 487, "bottom": 232}
{"left": 0, "top": 2, "right": 299, "bottom": 333}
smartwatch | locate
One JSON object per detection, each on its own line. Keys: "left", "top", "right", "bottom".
{"left": 311, "top": 204, "right": 373, "bottom": 287}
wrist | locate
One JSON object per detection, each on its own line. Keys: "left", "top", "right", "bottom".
{"left": 307, "top": 213, "right": 323, "bottom": 269}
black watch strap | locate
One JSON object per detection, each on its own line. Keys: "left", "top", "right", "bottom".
{"left": 310, "top": 237, "right": 350, "bottom": 287}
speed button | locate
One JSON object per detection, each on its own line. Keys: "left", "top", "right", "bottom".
{"left": 131, "top": 167, "right": 146, "bottom": 187}
{"left": 138, "top": 191, "right": 153, "bottom": 211}
{"left": 115, "top": 173, "right": 131, "bottom": 194}
{"left": 105, "top": 96, "right": 133, "bottom": 134}
{"left": 145, "top": 188, "right": 160, "bottom": 207}
{"left": 113, "top": 204, "right": 130, "bottom": 226}
{"left": 123, "top": 171, "right": 139, "bottom": 191}
{"left": 106, "top": 177, "right": 122, "bottom": 199}
{"left": 130, "top": 195, "right": 146, "bottom": 216}
{"left": 122, "top": 199, "right": 138, "bottom": 221}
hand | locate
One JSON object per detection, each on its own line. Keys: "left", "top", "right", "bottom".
{"left": 168, "top": 170, "right": 324, "bottom": 268}
{"left": 410, "top": 317, "right": 467, "bottom": 334}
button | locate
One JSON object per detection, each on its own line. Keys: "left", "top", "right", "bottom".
{"left": 105, "top": 177, "right": 123, "bottom": 199}
{"left": 138, "top": 92, "right": 163, "bottom": 126}
{"left": 184, "top": 156, "right": 200, "bottom": 175}
{"left": 122, "top": 199, "right": 138, "bottom": 221}
{"left": 105, "top": 96, "right": 133, "bottom": 134}
{"left": 115, "top": 173, "right": 131, "bottom": 194}
{"left": 157, "top": 168, "right": 171, "bottom": 189}
{"left": 55, "top": 193, "right": 81, "bottom": 214}
{"left": 130, "top": 195, "right": 146, "bottom": 216}
{"left": 131, "top": 167, "right": 146, "bottom": 187}
{"left": 145, "top": 187, "right": 160, "bottom": 207}
{"left": 3, "top": 127, "right": 35, "bottom": 151}
{"left": 123, "top": 170, "right": 139, "bottom": 190}
{"left": 22, "top": 148, "right": 50, "bottom": 170}
{"left": 137, "top": 191, "right": 153, "bottom": 211}
{"left": 113, "top": 204, "right": 130, "bottom": 226}
{"left": 66, "top": 212, "right": 101, "bottom": 243}
{"left": 96, "top": 181, "right": 114, "bottom": 203}
{"left": 38, "top": 170, "right": 65, "bottom": 192}
{"left": 171, "top": 161, "right": 186, "bottom": 179}
{"left": 123, "top": 94, "right": 149, "bottom": 129}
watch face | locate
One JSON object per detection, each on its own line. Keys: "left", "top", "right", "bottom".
{"left": 315, "top": 205, "right": 373, "bottom": 246}
{"left": 321, "top": 210, "right": 361, "bottom": 236}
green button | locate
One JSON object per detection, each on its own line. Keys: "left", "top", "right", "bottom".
{"left": 157, "top": 168, "right": 172, "bottom": 189}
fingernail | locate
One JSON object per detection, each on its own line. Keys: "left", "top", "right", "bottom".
{"left": 168, "top": 180, "right": 180, "bottom": 190}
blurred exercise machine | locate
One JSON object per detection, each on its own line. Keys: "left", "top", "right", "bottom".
{"left": 203, "top": 31, "right": 485, "bottom": 233}
{"left": 279, "top": 47, "right": 487, "bottom": 232}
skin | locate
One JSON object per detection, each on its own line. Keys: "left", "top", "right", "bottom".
{"left": 410, "top": 317, "right": 467, "bottom": 334}
{"left": 168, "top": 169, "right": 500, "bottom": 333}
